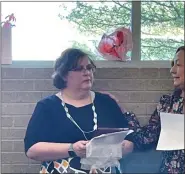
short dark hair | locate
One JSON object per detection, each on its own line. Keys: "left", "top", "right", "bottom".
{"left": 52, "top": 48, "right": 96, "bottom": 89}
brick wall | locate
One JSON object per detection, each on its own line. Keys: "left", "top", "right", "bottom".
{"left": 1, "top": 67, "right": 173, "bottom": 173}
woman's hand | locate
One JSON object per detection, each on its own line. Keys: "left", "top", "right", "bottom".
{"left": 100, "top": 91, "right": 119, "bottom": 103}
{"left": 100, "top": 91, "right": 127, "bottom": 113}
{"left": 122, "top": 140, "right": 134, "bottom": 156}
{"left": 73, "top": 140, "right": 89, "bottom": 158}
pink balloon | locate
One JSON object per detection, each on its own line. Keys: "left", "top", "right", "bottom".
{"left": 97, "top": 27, "right": 133, "bottom": 61}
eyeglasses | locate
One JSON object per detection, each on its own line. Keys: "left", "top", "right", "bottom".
{"left": 70, "top": 64, "right": 96, "bottom": 73}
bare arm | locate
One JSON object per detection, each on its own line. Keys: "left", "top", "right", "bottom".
{"left": 25, "top": 102, "right": 72, "bottom": 162}
{"left": 26, "top": 140, "right": 88, "bottom": 162}
{"left": 24, "top": 101, "right": 88, "bottom": 162}
{"left": 26, "top": 142, "right": 71, "bottom": 161}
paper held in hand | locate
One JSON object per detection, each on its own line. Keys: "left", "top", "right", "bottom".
{"left": 157, "top": 112, "right": 184, "bottom": 151}
{"left": 80, "top": 130, "right": 133, "bottom": 170}
{"left": 86, "top": 129, "right": 133, "bottom": 158}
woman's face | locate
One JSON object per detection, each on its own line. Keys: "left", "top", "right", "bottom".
{"left": 65, "top": 57, "right": 95, "bottom": 91}
{"left": 170, "top": 50, "right": 184, "bottom": 90}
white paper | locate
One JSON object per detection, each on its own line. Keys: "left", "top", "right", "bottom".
{"left": 80, "top": 130, "right": 133, "bottom": 170}
{"left": 86, "top": 129, "right": 133, "bottom": 157}
{"left": 157, "top": 112, "right": 184, "bottom": 150}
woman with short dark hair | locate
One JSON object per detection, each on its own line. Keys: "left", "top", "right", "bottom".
{"left": 52, "top": 48, "right": 96, "bottom": 90}
{"left": 24, "top": 48, "right": 139, "bottom": 174}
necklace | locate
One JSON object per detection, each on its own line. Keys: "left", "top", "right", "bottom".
{"left": 60, "top": 91, "right": 97, "bottom": 140}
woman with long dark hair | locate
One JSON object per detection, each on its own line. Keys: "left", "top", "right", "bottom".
{"left": 122, "top": 46, "right": 185, "bottom": 174}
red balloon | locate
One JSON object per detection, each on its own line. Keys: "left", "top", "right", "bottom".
{"left": 97, "top": 27, "right": 133, "bottom": 61}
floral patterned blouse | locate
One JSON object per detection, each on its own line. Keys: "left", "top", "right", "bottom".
{"left": 125, "top": 90, "right": 184, "bottom": 174}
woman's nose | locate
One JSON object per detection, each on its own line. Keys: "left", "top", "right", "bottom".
{"left": 170, "top": 65, "right": 176, "bottom": 74}
{"left": 83, "top": 69, "right": 91, "bottom": 75}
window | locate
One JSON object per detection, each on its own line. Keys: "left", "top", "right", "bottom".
{"left": 141, "top": 2, "right": 184, "bottom": 60}
{"left": 1, "top": 1, "right": 184, "bottom": 61}
{"left": 1, "top": 2, "right": 72, "bottom": 61}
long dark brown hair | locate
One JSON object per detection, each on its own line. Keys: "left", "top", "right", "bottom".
{"left": 172, "top": 46, "right": 185, "bottom": 98}
{"left": 171, "top": 46, "right": 185, "bottom": 67}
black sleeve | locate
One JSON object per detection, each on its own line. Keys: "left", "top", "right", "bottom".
{"left": 24, "top": 101, "right": 51, "bottom": 153}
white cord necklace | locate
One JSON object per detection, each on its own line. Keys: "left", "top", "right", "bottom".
{"left": 60, "top": 91, "right": 97, "bottom": 140}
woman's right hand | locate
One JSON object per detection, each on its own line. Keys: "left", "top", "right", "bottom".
{"left": 73, "top": 140, "right": 89, "bottom": 158}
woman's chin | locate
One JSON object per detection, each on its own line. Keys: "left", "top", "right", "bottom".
{"left": 83, "top": 84, "right": 92, "bottom": 91}
{"left": 173, "top": 82, "right": 183, "bottom": 89}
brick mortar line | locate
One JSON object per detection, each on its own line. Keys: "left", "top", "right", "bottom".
{"left": 1, "top": 114, "right": 151, "bottom": 116}
{"left": 2, "top": 115, "right": 31, "bottom": 117}
{"left": 2, "top": 126, "right": 27, "bottom": 128}
{"left": 2, "top": 152, "right": 25, "bottom": 154}
{"left": 2, "top": 103, "right": 37, "bottom": 104}
{"left": 1, "top": 78, "right": 172, "bottom": 80}
{"left": 1, "top": 91, "right": 170, "bottom": 93}
{"left": 2, "top": 127, "right": 26, "bottom": 129}
{"left": 2, "top": 139, "right": 24, "bottom": 141}
{"left": 2, "top": 127, "right": 27, "bottom": 129}
{"left": 2, "top": 115, "right": 148, "bottom": 117}
{"left": 2, "top": 164, "right": 40, "bottom": 165}
{"left": 2, "top": 116, "right": 31, "bottom": 117}
{"left": 2, "top": 91, "right": 57, "bottom": 92}
{"left": 2, "top": 101, "right": 158, "bottom": 103}
{"left": 1, "top": 90, "right": 171, "bottom": 92}
{"left": 2, "top": 140, "right": 23, "bottom": 142}
{"left": 1, "top": 102, "right": 158, "bottom": 104}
